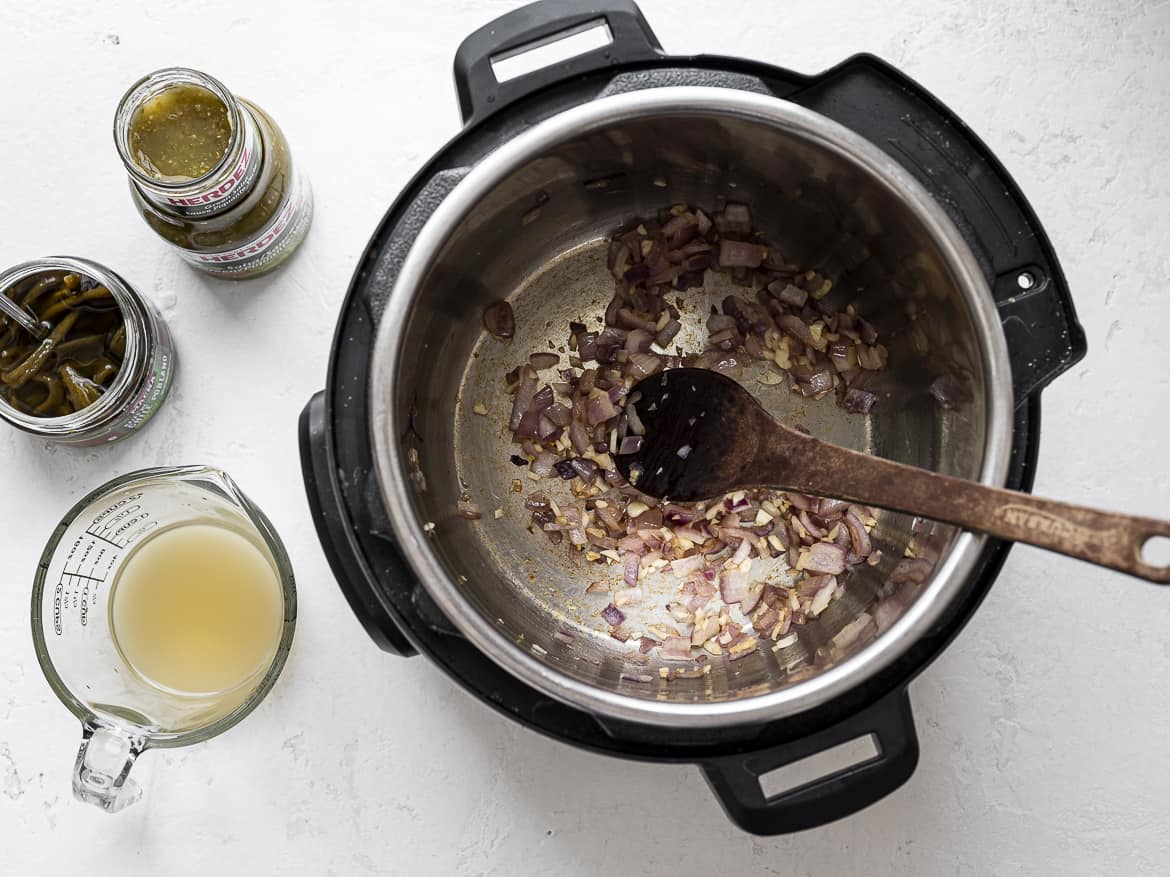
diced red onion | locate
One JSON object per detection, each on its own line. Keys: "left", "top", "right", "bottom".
{"left": 508, "top": 365, "right": 538, "bottom": 431}
{"left": 622, "top": 551, "right": 640, "bottom": 587}
{"left": 618, "top": 532, "right": 646, "bottom": 552}
{"left": 804, "top": 541, "right": 846, "bottom": 575}
{"left": 844, "top": 510, "right": 872, "bottom": 557}
{"left": 667, "top": 601, "right": 693, "bottom": 623}
{"left": 482, "top": 301, "right": 515, "bottom": 339}
{"left": 809, "top": 577, "right": 837, "bottom": 617}
{"left": 799, "top": 574, "right": 834, "bottom": 597}
{"left": 741, "top": 581, "right": 764, "bottom": 615}
{"left": 654, "top": 320, "right": 681, "bottom": 348}
{"left": 753, "top": 606, "right": 780, "bottom": 633}
{"left": 636, "top": 636, "right": 658, "bottom": 655}
{"left": 669, "top": 554, "right": 704, "bottom": 578}
{"left": 661, "top": 636, "right": 692, "bottom": 660}
{"left": 625, "top": 329, "right": 653, "bottom": 354}
{"left": 585, "top": 390, "right": 617, "bottom": 425}
{"left": 625, "top": 352, "right": 663, "bottom": 380}
{"left": 720, "top": 568, "right": 749, "bottom": 604}
{"left": 616, "top": 308, "right": 659, "bottom": 333}
{"left": 929, "top": 375, "right": 963, "bottom": 410}
{"left": 626, "top": 402, "right": 646, "bottom": 436}
{"left": 586, "top": 531, "right": 618, "bottom": 551}
{"left": 786, "top": 492, "right": 814, "bottom": 511}
{"left": 543, "top": 423, "right": 566, "bottom": 447}
{"left": 730, "top": 537, "right": 752, "bottom": 567}
{"left": 647, "top": 264, "right": 682, "bottom": 287}
{"left": 618, "top": 435, "right": 644, "bottom": 455}
{"left": 623, "top": 262, "right": 650, "bottom": 285}
{"left": 608, "top": 240, "right": 631, "bottom": 278}
{"left": 544, "top": 402, "right": 571, "bottom": 427}
{"left": 772, "top": 282, "right": 808, "bottom": 308}
{"left": 598, "top": 325, "right": 629, "bottom": 347}
{"left": 688, "top": 616, "right": 718, "bottom": 646}
{"left": 857, "top": 344, "right": 885, "bottom": 370}
{"left": 513, "top": 408, "right": 542, "bottom": 440}
{"left": 719, "top": 239, "right": 764, "bottom": 268}
{"left": 818, "top": 497, "right": 848, "bottom": 516}
{"left": 577, "top": 332, "right": 599, "bottom": 362}
{"left": 800, "top": 368, "right": 834, "bottom": 396}
{"left": 707, "top": 313, "right": 737, "bottom": 334}
{"left": 567, "top": 420, "right": 590, "bottom": 455}
{"left": 568, "top": 457, "right": 598, "bottom": 483}
{"left": 601, "top": 604, "right": 625, "bottom": 626}
{"left": 530, "top": 451, "right": 558, "bottom": 478}
{"left": 530, "top": 352, "right": 559, "bottom": 370}
{"left": 708, "top": 327, "right": 740, "bottom": 348}
{"left": 828, "top": 340, "right": 854, "bottom": 372}
{"left": 524, "top": 493, "right": 549, "bottom": 513}
{"left": 840, "top": 387, "right": 877, "bottom": 416}
{"left": 776, "top": 313, "right": 823, "bottom": 351}
{"left": 530, "top": 391, "right": 555, "bottom": 418}
{"left": 661, "top": 212, "right": 694, "bottom": 238}
{"left": 715, "top": 203, "right": 751, "bottom": 234}
{"left": 798, "top": 510, "right": 824, "bottom": 539}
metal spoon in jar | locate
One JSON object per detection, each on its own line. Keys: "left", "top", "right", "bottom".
{"left": 0, "top": 292, "right": 48, "bottom": 340}
{"left": 615, "top": 368, "right": 1170, "bottom": 584}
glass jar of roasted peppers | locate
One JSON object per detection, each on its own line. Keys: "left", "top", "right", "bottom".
{"left": 0, "top": 257, "right": 176, "bottom": 445}
{"left": 113, "top": 68, "right": 313, "bottom": 279}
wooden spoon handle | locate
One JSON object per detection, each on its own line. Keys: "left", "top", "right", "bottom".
{"left": 767, "top": 436, "right": 1170, "bottom": 584}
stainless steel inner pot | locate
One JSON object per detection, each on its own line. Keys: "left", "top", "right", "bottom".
{"left": 371, "top": 87, "right": 1012, "bottom": 728}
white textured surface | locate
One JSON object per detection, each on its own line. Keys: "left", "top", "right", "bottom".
{"left": 2, "top": 0, "right": 1168, "bottom": 873}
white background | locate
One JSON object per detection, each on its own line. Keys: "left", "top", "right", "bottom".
{"left": 2, "top": 0, "right": 1168, "bottom": 873}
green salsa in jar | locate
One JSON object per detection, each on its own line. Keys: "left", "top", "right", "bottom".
{"left": 127, "top": 83, "right": 232, "bottom": 181}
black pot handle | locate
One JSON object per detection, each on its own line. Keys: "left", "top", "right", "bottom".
{"left": 783, "top": 55, "right": 1086, "bottom": 401}
{"left": 299, "top": 391, "right": 417, "bottom": 657}
{"left": 700, "top": 689, "right": 918, "bottom": 835}
{"left": 453, "top": 0, "right": 662, "bottom": 125}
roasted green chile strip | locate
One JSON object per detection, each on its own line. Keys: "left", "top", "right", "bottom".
{"left": 0, "top": 272, "right": 126, "bottom": 416}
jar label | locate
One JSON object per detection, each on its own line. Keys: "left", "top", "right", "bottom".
{"left": 178, "top": 171, "right": 313, "bottom": 277}
{"left": 71, "top": 316, "right": 176, "bottom": 447}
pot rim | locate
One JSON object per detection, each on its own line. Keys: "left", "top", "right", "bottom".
{"left": 370, "top": 86, "right": 1013, "bottom": 729}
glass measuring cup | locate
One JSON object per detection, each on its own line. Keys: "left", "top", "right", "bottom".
{"left": 31, "top": 466, "right": 296, "bottom": 812}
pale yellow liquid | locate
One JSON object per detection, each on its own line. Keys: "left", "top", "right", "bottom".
{"left": 110, "top": 523, "right": 284, "bottom": 696}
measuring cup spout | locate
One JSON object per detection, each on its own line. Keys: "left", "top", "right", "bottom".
{"left": 72, "top": 721, "right": 145, "bottom": 813}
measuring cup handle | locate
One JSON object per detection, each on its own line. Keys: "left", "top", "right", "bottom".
{"left": 72, "top": 721, "right": 146, "bottom": 813}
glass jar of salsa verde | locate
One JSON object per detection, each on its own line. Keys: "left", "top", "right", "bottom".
{"left": 113, "top": 68, "right": 313, "bottom": 279}
{"left": 0, "top": 257, "right": 176, "bottom": 445}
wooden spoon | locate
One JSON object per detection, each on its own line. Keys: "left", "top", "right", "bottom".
{"left": 614, "top": 368, "right": 1170, "bottom": 584}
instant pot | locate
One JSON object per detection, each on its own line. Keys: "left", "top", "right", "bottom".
{"left": 300, "top": 0, "right": 1085, "bottom": 834}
